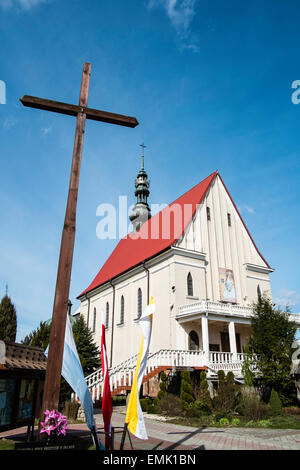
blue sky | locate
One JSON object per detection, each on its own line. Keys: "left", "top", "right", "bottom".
{"left": 0, "top": 0, "right": 299, "bottom": 341}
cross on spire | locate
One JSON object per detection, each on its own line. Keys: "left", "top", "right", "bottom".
{"left": 140, "top": 143, "right": 146, "bottom": 169}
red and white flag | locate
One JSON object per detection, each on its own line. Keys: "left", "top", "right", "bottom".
{"left": 100, "top": 310, "right": 112, "bottom": 449}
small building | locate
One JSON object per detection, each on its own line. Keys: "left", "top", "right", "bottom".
{"left": 0, "top": 341, "right": 47, "bottom": 437}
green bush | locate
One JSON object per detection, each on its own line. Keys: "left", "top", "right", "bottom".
{"left": 140, "top": 397, "right": 153, "bottom": 412}
{"left": 156, "top": 393, "right": 183, "bottom": 417}
{"left": 257, "top": 419, "right": 271, "bottom": 427}
{"left": 269, "top": 389, "right": 282, "bottom": 416}
{"left": 195, "top": 371, "right": 212, "bottom": 413}
{"left": 231, "top": 418, "right": 240, "bottom": 426}
{"left": 213, "top": 370, "right": 239, "bottom": 413}
{"left": 180, "top": 370, "right": 195, "bottom": 410}
{"left": 157, "top": 372, "right": 167, "bottom": 400}
{"left": 214, "top": 411, "right": 229, "bottom": 421}
{"left": 218, "top": 417, "right": 230, "bottom": 426}
{"left": 239, "top": 395, "right": 269, "bottom": 421}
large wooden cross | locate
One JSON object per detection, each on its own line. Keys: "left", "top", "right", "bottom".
{"left": 20, "top": 62, "right": 138, "bottom": 413}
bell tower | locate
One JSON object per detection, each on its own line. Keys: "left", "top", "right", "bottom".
{"left": 129, "top": 144, "right": 151, "bottom": 232}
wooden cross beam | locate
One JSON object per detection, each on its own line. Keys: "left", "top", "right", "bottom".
{"left": 20, "top": 62, "right": 138, "bottom": 414}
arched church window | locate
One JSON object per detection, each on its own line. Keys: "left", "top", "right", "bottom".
{"left": 189, "top": 330, "right": 199, "bottom": 351}
{"left": 105, "top": 302, "right": 109, "bottom": 329}
{"left": 120, "top": 296, "right": 125, "bottom": 324}
{"left": 137, "top": 288, "right": 142, "bottom": 319}
{"left": 257, "top": 285, "right": 262, "bottom": 302}
{"left": 187, "top": 272, "right": 194, "bottom": 297}
{"left": 93, "top": 307, "right": 96, "bottom": 333}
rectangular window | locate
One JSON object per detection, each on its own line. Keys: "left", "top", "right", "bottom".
{"left": 206, "top": 206, "right": 211, "bottom": 221}
{"left": 227, "top": 213, "right": 231, "bottom": 227}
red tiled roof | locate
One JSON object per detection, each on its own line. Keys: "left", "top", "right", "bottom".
{"left": 78, "top": 170, "right": 270, "bottom": 298}
{"left": 78, "top": 171, "right": 218, "bottom": 297}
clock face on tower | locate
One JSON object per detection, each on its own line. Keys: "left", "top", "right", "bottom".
{"left": 219, "top": 268, "right": 236, "bottom": 303}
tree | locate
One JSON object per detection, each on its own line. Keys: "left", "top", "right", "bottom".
{"left": 195, "top": 371, "right": 212, "bottom": 413}
{"left": 157, "top": 371, "right": 167, "bottom": 400}
{"left": 241, "top": 342, "right": 255, "bottom": 387}
{"left": 22, "top": 315, "right": 100, "bottom": 404}
{"left": 0, "top": 295, "right": 17, "bottom": 342}
{"left": 180, "top": 370, "right": 195, "bottom": 410}
{"left": 213, "top": 370, "right": 239, "bottom": 413}
{"left": 72, "top": 315, "right": 100, "bottom": 376}
{"left": 249, "top": 295, "right": 297, "bottom": 404}
{"left": 269, "top": 388, "right": 282, "bottom": 416}
{"left": 22, "top": 321, "right": 51, "bottom": 350}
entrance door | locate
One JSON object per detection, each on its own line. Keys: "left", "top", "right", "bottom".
{"left": 220, "top": 332, "right": 241, "bottom": 353}
{"left": 221, "top": 332, "right": 230, "bottom": 352}
{"left": 189, "top": 330, "right": 199, "bottom": 351}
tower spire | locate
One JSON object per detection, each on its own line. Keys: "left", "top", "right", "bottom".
{"left": 129, "top": 144, "right": 151, "bottom": 232}
{"left": 140, "top": 143, "right": 146, "bottom": 170}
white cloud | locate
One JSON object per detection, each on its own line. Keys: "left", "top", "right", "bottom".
{"left": 238, "top": 204, "right": 255, "bottom": 215}
{"left": 0, "top": 0, "right": 49, "bottom": 10}
{"left": 42, "top": 126, "right": 52, "bottom": 136}
{"left": 274, "top": 289, "right": 300, "bottom": 309}
{"left": 3, "top": 116, "right": 17, "bottom": 130}
{"left": 148, "top": 0, "right": 199, "bottom": 50}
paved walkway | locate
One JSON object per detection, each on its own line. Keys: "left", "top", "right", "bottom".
{"left": 1, "top": 408, "right": 300, "bottom": 450}
{"left": 94, "top": 408, "right": 300, "bottom": 451}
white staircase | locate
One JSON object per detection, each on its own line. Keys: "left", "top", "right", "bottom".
{"left": 83, "top": 349, "right": 258, "bottom": 401}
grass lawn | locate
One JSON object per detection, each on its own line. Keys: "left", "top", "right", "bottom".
{"left": 0, "top": 439, "right": 16, "bottom": 450}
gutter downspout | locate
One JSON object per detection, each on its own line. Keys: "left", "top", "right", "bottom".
{"left": 109, "top": 280, "right": 116, "bottom": 369}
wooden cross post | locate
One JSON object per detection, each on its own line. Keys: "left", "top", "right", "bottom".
{"left": 20, "top": 62, "right": 138, "bottom": 414}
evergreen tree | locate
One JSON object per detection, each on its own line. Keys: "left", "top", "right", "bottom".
{"left": 195, "top": 371, "right": 212, "bottom": 413}
{"left": 0, "top": 295, "right": 17, "bottom": 342}
{"left": 249, "top": 295, "right": 297, "bottom": 404}
{"left": 22, "top": 315, "right": 100, "bottom": 404}
{"left": 269, "top": 388, "right": 282, "bottom": 416}
{"left": 180, "top": 370, "right": 195, "bottom": 410}
{"left": 22, "top": 320, "right": 51, "bottom": 350}
{"left": 72, "top": 315, "right": 100, "bottom": 376}
{"left": 241, "top": 342, "right": 255, "bottom": 386}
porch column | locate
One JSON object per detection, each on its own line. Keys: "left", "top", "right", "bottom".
{"left": 201, "top": 314, "right": 210, "bottom": 365}
{"left": 228, "top": 321, "right": 237, "bottom": 361}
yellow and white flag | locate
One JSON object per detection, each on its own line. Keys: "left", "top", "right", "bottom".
{"left": 125, "top": 296, "right": 155, "bottom": 440}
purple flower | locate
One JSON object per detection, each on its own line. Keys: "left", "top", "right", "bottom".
{"left": 40, "top": 409, "right": 68, "bottom": 438}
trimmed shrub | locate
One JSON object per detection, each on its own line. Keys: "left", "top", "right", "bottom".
{"left": 257, "top": 419, "right": 271, "bottom": 427}
{"left": 140, "top": 397, "right": 153, "bottom": 412}
{"left": 195, "top": 371, "right": 212, "bottom": 414}
{"left": 269, "top": 389, "right": 282, "bottom": 416}
{"left": 180, "top": 370, "right": 195, "bottom": 410}
{"left": 231, "top": 418, "right": 240, "bottom": 427}
{"left": 157, "top": 371, "right": 168, "bottom": 400}
{"left": 218, "top": 417, "right": 230, "bottom": 426}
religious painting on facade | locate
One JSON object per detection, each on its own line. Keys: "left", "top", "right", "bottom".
{"left": 219, "top": 268, "right": 236, "bottom": 303}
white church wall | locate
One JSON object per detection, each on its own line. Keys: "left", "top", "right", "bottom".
{"left": 177, "top": 174, "right": 272, "bottom": 307}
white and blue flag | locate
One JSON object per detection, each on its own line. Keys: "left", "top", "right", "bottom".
{"left": 45, "top": 314, "right": 103, "bottom": 449}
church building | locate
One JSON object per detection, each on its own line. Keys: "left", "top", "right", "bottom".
{"left": 77, "top": 155, "right": 300, "bottom": 400}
